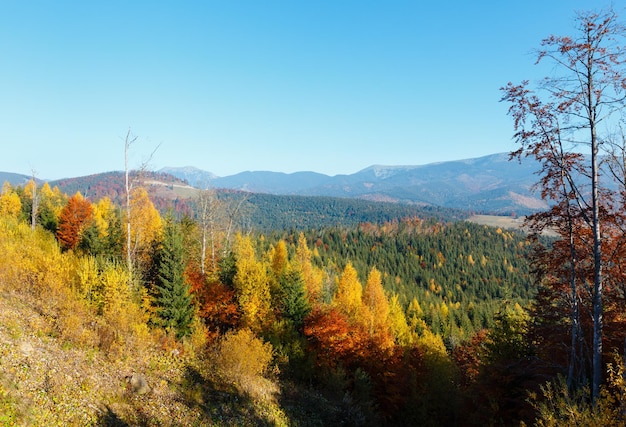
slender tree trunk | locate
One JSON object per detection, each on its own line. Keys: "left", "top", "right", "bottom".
{"left": 198, "top": 188, "right": 218, "bottom": 275}
{"left": 210, "top": 218, "right": 216, "bottom": 272}
{"left": 201, "top": 222, "right": 207, "bottom": 275}
{"left": 591, "top": 118, "right": 603, "bottom": 403}
{"left": 588, "top": 49, "right": 603, "bottom": 401}
{"left": 567, "top": 207, "right": 582, "bottom": 390}
{"left": 125, "top": 129, "right": 133, "bottom": 276}
{"left": 30, "top": 172, "right": 38, "bottom": 230}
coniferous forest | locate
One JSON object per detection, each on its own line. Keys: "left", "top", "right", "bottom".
{"left": 2, "top": 7, "right": 626, "bottom": 427}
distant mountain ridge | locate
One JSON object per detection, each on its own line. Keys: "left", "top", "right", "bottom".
{"left": 160, "top": 153, "right": 544, "bottom": 214}
{"left": 0, "top": 172, "right": 39, "bottom": 186}
{"left": 1, "top": 153, "right": 544, "bottom": 215}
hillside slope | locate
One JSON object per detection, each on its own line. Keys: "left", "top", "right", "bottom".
{"left": 0, "top": 287, "right": 318, "bottom": 426}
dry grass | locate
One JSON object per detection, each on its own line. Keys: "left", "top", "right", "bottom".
{"left": 0, "top": 286, "right": 295, "bottom": 426}
{"left": 468, "top": 214, "right": 558, "bottom": 237}
{"left": 467, "top": 214, "right": 526, "bottom": 230}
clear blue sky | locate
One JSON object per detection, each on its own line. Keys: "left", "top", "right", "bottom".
{"left": 0, "top": 0, "right": 610, "bottom": 179}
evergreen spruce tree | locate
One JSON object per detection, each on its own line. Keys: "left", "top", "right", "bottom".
{"left": 279, "top": 269, "right": 311, "bottom": 327}
{"left": 155, "top": 215, "right": 194, "bottom": 339}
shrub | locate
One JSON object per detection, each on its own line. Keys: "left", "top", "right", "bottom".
{"left": 531, "top": 355, "right": 626, "bottom": 426}
{"left": 212, "top": 328, "right": 277, "bottom": 400}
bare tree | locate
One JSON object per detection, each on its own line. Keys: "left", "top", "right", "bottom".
{"left": 30, "top": 169, "right": 38, "bottom": 230}
{"left": 223, "top": 192, "right": 251, "bottom": 251}
{"left": 501, "top": 8, "right": 626, "bottom": 402}
{"left": 196, "top": 187, "right": 219, "bottom": 274}
{"left": 123, "top": 128, "right": 160, "bottom": 277}
{"left": 124, "top": 129, "right": 139, "bottom": 274}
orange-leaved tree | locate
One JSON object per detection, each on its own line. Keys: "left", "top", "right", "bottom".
{"left": 56, "top": 192, "right": 94, "bottom": 251}
{"left": 186, "top": 263, "right": 240, "bottom": 342}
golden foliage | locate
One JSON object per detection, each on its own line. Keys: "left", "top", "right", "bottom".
{"left": 212, "top": 328, "right": 277, "bottom": 400}
{"left": 269, "top": 239, "right": 289, "bottom": 277}
{"left": 388, "top": 294, "right": 413, "bottom": 346}
{"left": 362, "top": 267, "right": 394, "bottom": 348}
{"left": 75, "top": 255, "right": 100, "bottom": 304}
{"left": 39, "top": 182, "right": 67, "bottom": 221}
{"left": 233, "top": 234, "right": 272, "bottom": 331}
{"left": 333, "top": 261, "right": 364, "bottom": 321}
{"left": 93, "top": 197, "right": 115, "bottom": 239}
{"left": 531, "top": 357, "right": 626, "bottom": 427}
{"left": 0, "top": 188, "right": 21, "bottom": 218}
{"left": 0, "top": 214, "right": 95, "bottom": 346}
{"left": 128, "top": 187, "right": 162, "bottom": 265}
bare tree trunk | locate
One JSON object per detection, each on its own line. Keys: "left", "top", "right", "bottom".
{"left": 566, "top": 203, "right": 581, "bottom": 389}
{"left": 122, "top": 128, "right": 159, "bottom": 281}
{"left": 125, "top": 129, "right": 136, "bottom": 276}
{"left": 590, "top": 109, "right": 603, "bottom": 403}
{"left": 197, "top": 188, "right": 212, "bottom": 275}
{"left": 30, "top": 171, "right": 38, "bottom": 230}
{"left": 223, "top": 194, "right": 248, "bottom": 256}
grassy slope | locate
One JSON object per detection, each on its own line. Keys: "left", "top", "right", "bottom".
{"left": 0, "top": 288, "right": 294, "bottom": 426}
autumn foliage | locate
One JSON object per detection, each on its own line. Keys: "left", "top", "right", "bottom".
{"left": 56, "top": 192, "right": 94, "bottom": 250}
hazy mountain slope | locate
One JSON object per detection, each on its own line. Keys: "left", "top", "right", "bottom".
{"left": 159, "top": 166, "right": 218, "bottom": 188}
{"left": 3, "top": 153, "right": 544, "bottom": 215}
{"left": 0, "top": 172, "right": 36, "bottom": 186}
{"left": 162, "top": 153, "right": 543, "bottom": 214}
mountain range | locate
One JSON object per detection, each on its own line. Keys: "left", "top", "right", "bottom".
{"left": 1, "top": 153, "right": 545, "bottom": 215}
{"left": 160, "top": 153, "right": 545, "bottom": 215}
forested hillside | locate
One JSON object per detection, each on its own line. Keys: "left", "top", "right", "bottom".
{"left": 268, "top": 220, "right": 535, "bottom": 342}
{"left": 50, "top": 171, "right": 191, "bottom": 204}
{"left": 50, "top": 171, "right": 469, "bottom": 230}
{"left": 221, "top": 191, "right": 467, "bottom": 231}
{"left": 1, "top": 171, "right": 626, "bottom": 426}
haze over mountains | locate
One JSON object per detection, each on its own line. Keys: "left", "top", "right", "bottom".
{"left": 160, "top": 153, "right": 545, "bottom": 214}
{"left": 2, "top": 153, "right": 544, "bottom": 215}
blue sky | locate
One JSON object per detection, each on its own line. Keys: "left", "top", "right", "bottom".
{"left": 0, "top": 0, "right": 610, "bottom": 179}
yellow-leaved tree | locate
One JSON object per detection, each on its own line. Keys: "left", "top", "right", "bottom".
{"left": 333, "top": 261, "right": 365, "bottom": 323}
{"left": 93, "top": 197, "right": 114, "bottom": 240}
{"left": 233, "top": 234, "right": 272, "bottom": 331}
{"left": 0, "top": 214, "right": 93, "bottom": 346}
{"left": 128, "top": 187, "right": 162, "bottom": 273}
{"left": 0, "top": 183, "right": 21, "bottom": 219}
{"left": 89, "top": 197, "right": 124, "bottom": 257}
{"left": 388, "top": 294, "right": 414, "bottom": 346}
{"left": 363, "top": 267, "right": 394, "bottom": 348}
{"left": 38, "top": 182, "right": 67, "bottom": 232}
{"left": 269, "top": 239, "right": 289, "bottom": 277}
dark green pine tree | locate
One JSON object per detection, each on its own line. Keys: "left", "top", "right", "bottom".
{"left": 155, "top": 215, "right": 195, "bottom": 339}
{"left": 279, "top": 269, "right": 311, "bottom": 327}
